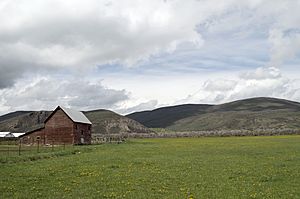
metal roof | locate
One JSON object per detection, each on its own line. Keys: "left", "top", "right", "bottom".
{"left": 12, "top": 133, "right": 26, "bottom": 137}
{"left": 60, "top": 106, "right": 92, "bottom": 124}
{"left": 0, "top": 132, "right": 26, "bottom": 138}
{"left": 0, "top": 132, "right": 10, "bottom": 138}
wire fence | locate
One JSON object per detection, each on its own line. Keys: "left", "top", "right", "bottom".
{"left": 0, "top": 138, "right": 72, "bottom": 157}
{"left": 0, "top": 135, "right": 127, "bottom": 159}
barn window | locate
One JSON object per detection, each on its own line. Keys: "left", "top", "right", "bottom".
{"left": 88, "top": 126, "right": 91, "bottom": 130}
{"left": 81, "top": 130, "right": 84, "bottom": 136}
{"left": 75, "top": 124, "right": 78, "bottom": 129}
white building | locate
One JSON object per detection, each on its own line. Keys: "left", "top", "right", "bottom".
{"left": 0, "top": 132, "right": 25, "bottom": 138}
{"left": 0, "top": 132, "right": 10, "bottom": 138}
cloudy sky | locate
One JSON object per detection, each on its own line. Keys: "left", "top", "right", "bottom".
{"left": 0, "top": 0, "right": 300, "bottom": 115}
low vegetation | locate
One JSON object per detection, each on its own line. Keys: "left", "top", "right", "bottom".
{"left": 150, "top": 128, "right": 300, "bottom": 137}
{"left": 1, "top": 135, "right": 300, "bottom": 198}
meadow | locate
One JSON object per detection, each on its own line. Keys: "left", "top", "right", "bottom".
{"left": 1, "top": 136, "right": 300, "bottom": 198}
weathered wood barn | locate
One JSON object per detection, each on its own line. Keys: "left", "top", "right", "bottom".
{"left": 20, "top": 106, "right": 92, "bottom": 145}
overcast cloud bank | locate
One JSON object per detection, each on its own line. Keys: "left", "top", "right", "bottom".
{"left": 0, "top": 0, "right": 300, "bottom": 115}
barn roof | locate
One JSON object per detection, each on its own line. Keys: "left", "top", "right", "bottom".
{"left": 59, "top": 106, "right": 92, "bottom": 125}
{"left": 19, "top": 127, "right": 45, "bottom": 138}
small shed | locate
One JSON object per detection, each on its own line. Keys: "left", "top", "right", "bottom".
{"left": 20, "top": 106, "right": 92, "bottom": 145}
{"left": 0, "top": 132, "right": 11, "bottom": 138}
{"left": 4, "top": 132, "right": 15, "bottom": 138}
{"left": 0, "top": 132, "right": 24, "bottom": 141}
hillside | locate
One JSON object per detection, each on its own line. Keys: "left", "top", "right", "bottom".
{"left": 127, "top": 104, "right": 212, "bottom": 128}
{"left": 0, "top": 111, "right": 33, "bottom": 122}
{"left": 0, "top": 111, "right": 51, "bottom": 133}
{"left": 127, "top": 97, "right": 300, "bottom": 131}
{"left": 0, "top": 109, "right": 150, "bottom": 134}
{"left": 84, "top": 109, "right": 151, "bottom": 134}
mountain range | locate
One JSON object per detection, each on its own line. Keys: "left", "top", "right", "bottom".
{"left": 0, "top": 109, "right": 151, "bottom": 134}
{"left": 1, "top": 97, "right": 300, "bottom": 134}
{"left": 127, "top": 97, "right": 300, "bottom": 131}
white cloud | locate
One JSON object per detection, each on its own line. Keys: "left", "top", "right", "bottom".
{"left": 0, "top": 0, "right": 211, "bottom": 88}
{"left": 117, "top": 100, "right": 158, "bottom": 114}
{"left": 203, "top": 79, "right": 237, "bottom": 91}
{"left": 268, "top": 28, "right": 300, "bottom": 67}
{"left": 3, "top": 0, "right": 300, "bottom": 88}
{"left": 240, "top": 67, "right": 281, "bottom": 80}
{"left": 182, "top": 67, "right": 300, "bottom": 104}
{"left": 0, "top": 76, "right": 129, "bottom": 115}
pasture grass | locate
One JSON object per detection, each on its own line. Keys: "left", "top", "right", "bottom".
{"left": 1, "top": 135, "right": 300, "bottom": 198}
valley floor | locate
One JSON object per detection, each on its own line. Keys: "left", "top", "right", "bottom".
{"left": 1, "top": 136, "right": 300, "bottom": 198}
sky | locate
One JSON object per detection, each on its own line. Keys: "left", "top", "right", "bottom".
{"left": 0, "top": 0, "right": 300, "bottom": 116}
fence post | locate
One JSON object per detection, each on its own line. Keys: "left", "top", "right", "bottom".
{"left": 52, "top": 140, "right": 54, "bottom": 152}
{"left": 18, "top": 139, "right": 21, "bottom": 156}
{"left": 37, "top": 140, "right": 40, "bottom": 153}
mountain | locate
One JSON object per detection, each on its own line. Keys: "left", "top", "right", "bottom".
{"left": 2, "top": 97, "right": 300, "bottom": 134}
{"left": 127, "top": 97, "right": 300, "bottom": 131}
{"left": 83, "top": 109, "right": 151, "bottom": 134}
{"left": 0, "top": 109, "right": 150, "bottom": 134}
{"left": 127, "top": 104, "right": 212, "bottom": 128}
{"left": 0, "top": 111, "right": 51, "bottom": 133}
{"left": 0, "top": 111, "right": 33, "bottom": 123}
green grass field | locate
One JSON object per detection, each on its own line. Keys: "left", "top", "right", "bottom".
{"left": 1, "top": 136, "right": 300, "bottom": 198}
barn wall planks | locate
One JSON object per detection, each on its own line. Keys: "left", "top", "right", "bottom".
{"left": 20, "top": 108, "right": 92, "bottom": 145}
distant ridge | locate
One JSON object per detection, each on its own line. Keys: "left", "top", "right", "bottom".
{"left": 1, "top": 97, "right": 300, "bottom": 134}
{"left": 127, "top": 104, "right": 212, "bottom": 128}
{"left": 0, "top": 111, "right": 32, "bottom": 122}
{"left": 127, "top": 97, "right": 300, "bottom": 131}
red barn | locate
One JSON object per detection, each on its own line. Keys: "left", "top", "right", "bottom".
{"left": 20, "top": 106, "right": 92, "bottom": 145}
